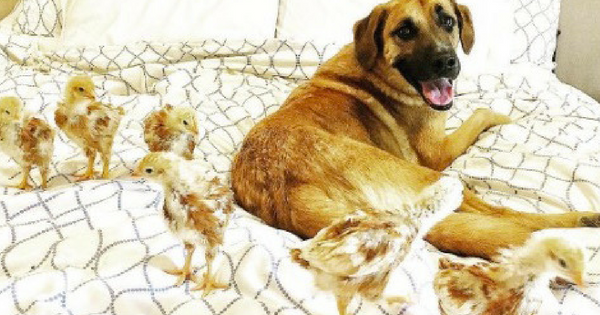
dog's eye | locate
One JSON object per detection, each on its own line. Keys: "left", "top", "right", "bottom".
{"left": 442, "top": 16, "right": 454, "bottom": 29}
{"left": 395, "top": 23, "right": 417, "bottom": 40}
{"left": 145, "top": 168, "right": 153, "bottom": 174}
{"left": 78, "top": 87, "right": 85, "bottom": 92}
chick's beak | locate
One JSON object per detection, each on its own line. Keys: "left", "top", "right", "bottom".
{"left": 571, "top": 271, "right": 586, "bottom": 288}
{"left": 131, "top": 167, "right": 143, "bottom": 178}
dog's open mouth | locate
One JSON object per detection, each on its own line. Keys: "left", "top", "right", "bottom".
{"left": 418, "top": 78, "right": 454, "bottom": 111}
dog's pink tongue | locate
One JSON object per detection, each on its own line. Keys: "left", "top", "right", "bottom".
{"left": 420, "top": 78, "right": 453, "bottom": 106}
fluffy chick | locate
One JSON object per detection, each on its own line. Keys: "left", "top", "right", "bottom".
{"left": 136, "top": 152, "right": 232, "bottom": 296}
{"left": 434, "top": 232, "right": 586, "bottom": 315}
{"left": 54, "top": 75, "right": 124, "bottom": 180}
{"left": 291, "top": 177, "right": 463, "bottom": 315}
{"left": 0, "top": 96, "right": 54, "bottom": 190}
{"left": 143, "top": 104, "right": 198, "bottom": 160}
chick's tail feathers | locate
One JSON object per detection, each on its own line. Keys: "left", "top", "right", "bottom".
{"left": 290, "top": 248, "right": 310, "bottom": 268}
{"left": 438, "top": 257, "right": 469, "bottom": 271}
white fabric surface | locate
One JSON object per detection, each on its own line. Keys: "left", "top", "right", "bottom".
{"left": 12, "top": 0, "right": 63, "bottom": 36}
{"left": 59, "top": 0, "right": 279, "bottom": 47}
{"left": 0, "top": 18, "right": 600, "bottom": 315}
{"left": 510, "top": 0, "right": 561, "bottom": 69}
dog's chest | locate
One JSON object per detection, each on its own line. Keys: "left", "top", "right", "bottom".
{"left": 364, "top": 121, "right": 420, "bottom": 164}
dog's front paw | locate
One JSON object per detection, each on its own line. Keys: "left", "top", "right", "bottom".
{"left": 580, "top": 214, "right": 600, "bottom": 227}
{"left": 474, "top": 108, "right": 511, "bottom": 129}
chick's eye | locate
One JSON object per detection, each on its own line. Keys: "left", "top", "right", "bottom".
{"left": 558, "top": 258, "right": 567, "bottom": 268}
{"left": 145, "top": 168, "right": 153, "bottom": 174}
{"left": 78, "top": 87, "right": 85, "bottom": 92}
{"left": 183, "top": 120, "right": 189, "bottom": 126}
{"left": 4, "top": 110, "right": 9, "bottom": 114}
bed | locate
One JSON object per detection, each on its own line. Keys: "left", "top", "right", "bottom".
{"left": 1, "top": 0, "right": 599, "bottom": 314}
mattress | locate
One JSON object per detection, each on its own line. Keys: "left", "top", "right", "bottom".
{"left": 1, "top": 31, "right": 600, "bottom": 315}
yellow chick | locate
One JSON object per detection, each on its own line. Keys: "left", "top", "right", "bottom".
{"left": 135, "top": 152, "right": 232, "bottom": 296}
{"left": 54, "top": 75, "right": 124, "bottom": 180}
{"left": 0, "top": 96, "right": 55, "bottom": 190}
{"left": 291, "top": 177, "right": 462, "bottom": 315}
{"left": 434, "top": 232, "right": 586, "bottom": 315}
{"left": 143, "top": 105, "right": 198, "bottom": 160}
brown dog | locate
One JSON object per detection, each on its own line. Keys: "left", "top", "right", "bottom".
{"left": 231, "top": 0, "right": 600, "bottom": 259}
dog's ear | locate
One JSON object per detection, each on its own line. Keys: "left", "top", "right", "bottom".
{"left": 455, "top": 4, "right": 474, "bottom": 54}
{"left": 353, "top": 5, "right": 388, "bottom": 70}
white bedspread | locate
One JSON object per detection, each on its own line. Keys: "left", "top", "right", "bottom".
{"left": 1, "top": 32, "right": 600, "bottom": 315}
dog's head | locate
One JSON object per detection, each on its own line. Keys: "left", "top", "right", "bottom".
{"left": 354, "top": 0, "right": 474, "bottom": 111}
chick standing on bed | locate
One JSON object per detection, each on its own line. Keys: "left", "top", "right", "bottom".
{"left": 136, "top": 152, "right": 232, "bottom": 296}
{"left": 434, "top": 232, "right": 586, "bottom": 315}
{"left": 0, "top": 96, "right": 55, "bottom": 190}
{"left": 143, "top": 105, "right": 198, "bottom": 160}
{"left": 291, "top": 177, "right": 462, "bottom": 315}
{"left": 55, "top": 75, "right": 124, "bottom": 181}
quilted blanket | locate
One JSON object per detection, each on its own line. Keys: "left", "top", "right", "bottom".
{"left": 1, "top": 31, "right": 600, "bottom": 315}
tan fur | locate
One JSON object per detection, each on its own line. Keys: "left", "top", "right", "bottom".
{"left": 231, "top": 0, "right": 600, "bottom": 260}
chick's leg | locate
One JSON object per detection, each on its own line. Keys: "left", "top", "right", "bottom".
{"left": 386, "top": 296, "right": 411, "bottom": 306}
{"left": 101, "top": 151, "right": 111, "bottom": 179}
{"left": 40, "top": 164, "right": 49, "bottom": 189}
{"left": 192, "top": 247, "right": 228, "bottom": 296}
{"left": 13, "top": 165, "right": 32, "bottom": 190}
{"left": 75, "top": 149, "right": 96, "bottom": 181}
{"left": 335, "top": 294, "right": 351, "bottom": 315}
{"left": 164, "top": 242, "right": 198, "bottom": 286}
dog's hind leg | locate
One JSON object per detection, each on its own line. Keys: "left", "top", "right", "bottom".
{"left": 460, "top": 189, "right": 600, "bottom": 230}
{"left": 425, "top": 212, "right": 534, "bottom": 259}
{"left": 426, "top": 190, "right": 600, "bottom": 259}
{"left": 286, "top": 183, "right": 363, "bottom": 238}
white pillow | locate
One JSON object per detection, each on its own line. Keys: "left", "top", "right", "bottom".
{"left": 510, "top": 0, "right": 561, "bottom": 70}
{"left": 457, "top": 0, "right": 513, "bottom": 75}
{"left": 276, "top": 0, "right": 386, "bottom": 45}
{"left": 60, "top": 0, "right": 278, "bottom": 47}
{"left": 276, "top": 0, "right": 514, "bottom": 74}
{"left": 12, "top": 0, "right": 63, "bottom": 36}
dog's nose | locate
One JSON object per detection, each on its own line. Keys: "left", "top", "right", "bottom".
{"left": 432, "top": 53, "right": 458, "bottom": 76}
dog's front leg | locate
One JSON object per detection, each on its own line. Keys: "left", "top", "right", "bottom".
{"left": 433, "top": 109, "right": 510, "bottom": 170}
